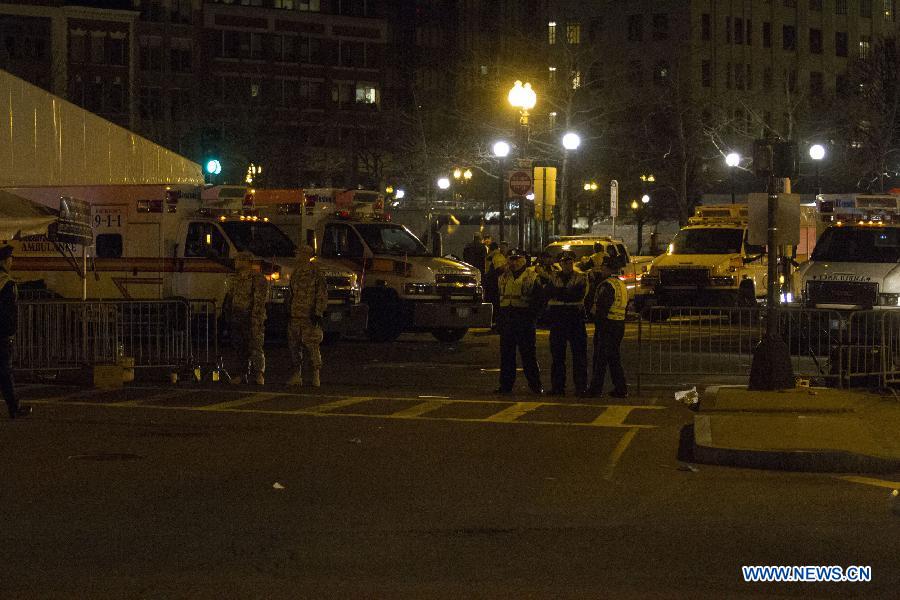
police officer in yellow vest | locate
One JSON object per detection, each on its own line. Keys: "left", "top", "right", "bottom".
{"left": 496, "top": 248, "right": 543, "bottom": 395}
{"left": 587, "top": 253, "right": 628, "bottom": 398}
{"left": 545, "top": 250, "right": 589, "bottom": 396}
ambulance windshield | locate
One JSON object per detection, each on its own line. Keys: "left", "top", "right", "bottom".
{"left": 670, "top": 228, "right": 743, "bottom": 254}
{"left": 811, "top": 226, "right": 900, "bottom": 263}
{"left": 355, "top": 223, "right": 430, "bottom": 256}
{"left": 221, "top": 221, "right": 296, "bottom": 257}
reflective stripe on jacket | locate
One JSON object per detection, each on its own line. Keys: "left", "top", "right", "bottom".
{"left": 499, "top": 268, "right": 536, "bottom": 308}
{"left": 605, "top": 276, "right": 628, "bottom": 321}
{"left": 546, "top": 270, "right": 587, "bottom": 306}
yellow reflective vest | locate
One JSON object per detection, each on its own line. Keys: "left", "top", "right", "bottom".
{"left": 604, "top": 276, "right": 628, "bottom": 321}
{"left": 499, "top": 268, "right": 537, "bottom": 308}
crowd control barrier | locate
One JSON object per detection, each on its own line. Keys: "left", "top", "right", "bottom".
{"left": 13, "top": 299, "right": 217, "bottom": 373}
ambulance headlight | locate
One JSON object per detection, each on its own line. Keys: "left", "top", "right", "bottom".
{"left": 878, "top": 293, "right": 900, "bottom": 306}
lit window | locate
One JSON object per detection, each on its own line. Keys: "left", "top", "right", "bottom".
{"left": 571, "top": 70, "right": 582, "bottom": 89}
{"left": 548, "top": 21, "right": 557, "bottom": 45}
{"left": 480, "top": 65, "right": 488, "bottom": 76}
{"left": 549, "top": 111, "right": 557, "bottom": 129}
{"left": 355, "top": 84, "right": 377, "bottom": 104}
{"left": 567, "top": 22, "right": 581, "bottom": 44}
{"left": 885, "top": 0, "right": 895, "bottom": 20}
{"left": 859, "top": 35, "right": 871, "bottom": 58}
{"left": 548, "top": 66, "right": 557, "bottom": 84}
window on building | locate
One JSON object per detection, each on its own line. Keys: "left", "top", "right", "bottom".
{"left": 725, "top": 16, "right": 731, "bottom": 43}
{"left": 355, "top": 83, "right": 377, "bottom": 104}
{"left": 299, "top": 36, "right": 322, "bottom": 63}
{"left": 250, "top": 32, "right": 264, "bottom": 59}
{"left": 548, "top": 111, "right": 557, "bottom": 129}
{"left": 701, "top": 60, "right": 712, "bottom": 87}
{"left": 810, "top": 0, "right": 823, "bottom": 10}
{"left": 746, "top": 64, "right": 753, "bottom": 89}
{"left": 861, "top": 0, "right": 873, "bottom": 17}
{"left": 835, "top": 31, "right": 848, "bottom": 56}
{"left": 298, "top": 0, "right": 320, "bottom": 11}
{"left": 763, "top": 66, "right": 773, "bottom": 91}
{"left": 736, "top": 63, "right": 745, "bottom": 89}
{"left": 140, "top": 1, "right": 164, "bottom": 22}
{"left": 280, "top": 35, "right": 297, "bottom": 61}
{"left": 810, "top": 71, "right": 824, "bottom": 96}
{"left": 548, "top": 66, "right": 557, "bottom": 84}
{"left": 139, "top": 38, "right": 162, "bottom": 71}
{"left": 746, "top": 20, "right": 753, "bottom": 45}
{"left": 627, "top": 15, "right": 643, "bottom": 42}
{"left": 170, "top": 46, "right": 191, "bottom": 72}
{"left": 859, "top": 35, "right": 871, "bottom": 58}
{"left": 784, "top": 0, "right": 797, "bottom": 6}
{"left": 701, "top": 13, "right": 711, "bottom": 40}
{"left": 652, "top": 14, "right": 668, "bottom": 40}
{"left": 171, "top": 88, "right": 191, "bottom": 120}
{"left": 810, "top": 28, "right": 823, "bottom": 53}
{"left": 139, "top": 86, "right": 162, "bottom": 120}
{"left": 885, "top": 0, "right": 895, "bottom": 20}
{"left": 836, "top": 73, "right": 849, "bottom": 94}
{"left": 628, "top": 60, "right": 642, "bottom": 86}
{"left": 70, "top": 32, "right": 85, "bottom": 63}
{"left": 786, "top": 69, "right": 798, "bottom": 93}
{"left": 90, "top": 34, "right": 105, "bottom": 64}
{"left": 836, "top": 0, "right": 848, "bottom": 14}
{"left": 783, "top": 25, "right": 796, "bottom": 50}
{"left": 107, "top": 78, "right": 124, "bottom": 113}
{"left": 734, "top": 18, "right": 744, "bottom": 44}
{"left": 107, "top": 37, "right": 125, "bottom": 66}
{"left": 548, "top": 21, "right": 556, "bottom": 45}
{"left": 170, "top": 0, "right": 191, "bottom": 24}
{"left": 588, "top": 63, "right": 602, "bottom": 88}
{"left": 763, "top": 22, "right": 772, "bottom": 47}
{"left": 341, "top": 40, "right": 364, "bottom": 66}
{"left": 274, "top": 0, "right": 295, "bottom": 8}
{"left": 566, "top": 22, "right": 581, "bottom": 44}
{"left": 588, "top": 17, "right": 602, "bottom": 43}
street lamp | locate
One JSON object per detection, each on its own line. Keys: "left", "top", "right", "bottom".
{"left": 725, "top": 152, "right": 741, "bottom": 204}
{"left": 493, "top": 141, "right": 511, "bottom": 243}
{"left": 631, "top": 197, "right": 649, "bottom": 255}
{"left": 559, "top": 131, "right": 581, "bottom": 235}
{"left": 809, "top": 144, "right": 826, "bottom": 198}
{"left": 437, "top": 177, "right": 450, "bottom": 190}
{"left": 508, "top": 80, "right": 537, "bottom": 248}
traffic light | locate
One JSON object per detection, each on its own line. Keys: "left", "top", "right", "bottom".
{"left": 205, "top": 159, "right": 222, "bottom": 175}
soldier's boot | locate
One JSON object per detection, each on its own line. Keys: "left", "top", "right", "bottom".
{"left": 311, "top": 369, "right": 321, "bottom": 387}
{"left": 286, "top": 371, "right": 302, "bottom": 387}
{"left": 254, "top": 372, "right": 265, "bottom": 386}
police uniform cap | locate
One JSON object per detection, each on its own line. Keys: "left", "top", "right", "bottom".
{"left": 0, "top": 244, "right": 13, "bottom": 260}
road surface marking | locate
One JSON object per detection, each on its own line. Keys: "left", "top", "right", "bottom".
{"left": 301, "top": 396, "right": 374, "bottom": 413}
{"left": 694, "top": 415, "right": 712, "bottom": 444}
{"left": 390, "top": 400, "right": 449, "bottom": 419}
{"left": 602, "top": 427, "right": 640, "bottom": 480}
{"left": 485, "top": 402, "right": 543, "bottom": 423}
{"left": 199, "top": 392, "right": 281, "bottom": 411}
{"left": 109, "top": 390, "right": 186, "bottom": 407}
{"left": 590, "top": 405, "right": 642, "bottom": 427}
{"left": 837, "top": 475, "right": 900, "bottom": 490}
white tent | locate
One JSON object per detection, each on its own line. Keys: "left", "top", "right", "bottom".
{"left": 0, "top": 189, "right": 57, "bottom": 239}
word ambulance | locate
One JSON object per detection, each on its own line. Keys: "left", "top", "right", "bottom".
{"left": 251, "top": 188, "right": 492, "bottom": 342}
{"left": 3, "top": 184, "right": 366, "bottom": 336}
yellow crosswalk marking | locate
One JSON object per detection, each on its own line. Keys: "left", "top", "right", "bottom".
{"left": 485, "top": 401, "right": 543, "bottom": 423}
{"left": 300, "top": 396, "right": 374, "bottom": 414}
{"left": 591, "top": 405, "right": 641, "bottom": 427}
{"left": 198, "top": 392, "right": 281, "bottom": 411}
{"left": 390, "top": 400, "right": 448, "bottom": 419}
{"left": 109, "top": 390, "right": 186, "bottom": 407}
{"left": 838, "top": 475, "right": 900, "bottom": 490}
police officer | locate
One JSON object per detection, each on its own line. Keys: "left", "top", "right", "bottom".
{"left": 0, "top": 244, "right": 30, "bottom": 419}
{"left": 588, "top": 254, "right": 628, "bottom": 398}
{"left": 225, "top": 251, "right": 269, "bottom": 385}
{"left": 545, "top": 250, "right": 588, "bottom": 396}
{"left": 484, "top": 241, "right": 508, "bottom": 329}
{"left": 496, "top": 248, "right": 543, "bottom": 395}
{"left": 287, "top": 245, "right": 328, "bottom": 388}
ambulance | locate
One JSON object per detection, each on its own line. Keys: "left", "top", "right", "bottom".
{"left": 793, "top": 193, "right": 900, "bottom": 310}
{"left": 2, "top": 184, "right": 365, "bottom": 337}
{"left": 252, "top": 188, "right": 492, "bottom": 342}
{"left": 635, "top": 205, "right": 768, "bottom": 316}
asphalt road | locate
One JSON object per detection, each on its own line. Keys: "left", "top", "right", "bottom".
{"left": 2, "top": 325, "right": 898, "bottom": 599}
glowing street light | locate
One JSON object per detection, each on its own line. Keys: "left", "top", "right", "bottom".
{"left": 562, "top": 132, "right": 581, "bottom": 151}
{"left": 725, "top": 152, "right": 741, "bottom": 204}
{"left": 493, "top": 141, "right": 510, "bottom": 158}
{"left": 810, "top": 144, "right": 826, "bottom": 196}
{"left": 437, "top": 177, "right": 450, "bottom": 190}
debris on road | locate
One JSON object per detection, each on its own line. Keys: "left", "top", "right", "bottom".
{"left": 678, "top": 463, "right": 699, "bottom": 473}
{"left": 272, "top": 482, "right": 285, "bottom": 490}
{"left": 675, "top": 387, "right": 699, "bottom": 408}
{"left": 347, "top": 438, "right": 362, "bottom": 445}
{"left": 892, "top": 489, "right": 899, "bottom": 515}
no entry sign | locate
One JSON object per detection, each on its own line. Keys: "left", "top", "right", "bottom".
{"left": 508, "top": 170, "right": 532, "bottom": 196}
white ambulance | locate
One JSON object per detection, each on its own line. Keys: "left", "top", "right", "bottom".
{"left": 3, "top": 184, "right": 365, "bottom": 337}
{"left": 252, "top": 188, "right": 491, "bottom": 342}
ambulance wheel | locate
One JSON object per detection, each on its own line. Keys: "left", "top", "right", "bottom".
{"left": 431, "top": 328, "right": 468, "bottom": 343}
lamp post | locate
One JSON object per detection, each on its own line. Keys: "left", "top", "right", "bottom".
{"left": 560, "top": 132, "right": 581, "bottom": 235}
{"left": 508, "top": 80, "right": 536, "bottom": 248}
{"left": 809, "top": 144, "right": 825, "bottom": 198}
{"left": 492, "top": 141, "right": 510, "bottom": 243}
{"left": 631, "top": 194, "right": 650, "bottom": 254}
{"left": 725, "top": 152, "right": 740, "bottom": 204}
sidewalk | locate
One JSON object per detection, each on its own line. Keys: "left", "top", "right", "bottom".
{"left": 691, "top": 385, "right": 900, "bottom": 473}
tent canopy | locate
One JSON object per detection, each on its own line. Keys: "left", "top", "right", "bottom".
{"left": 0, "top": 190, "right": 57, "bottom": 239}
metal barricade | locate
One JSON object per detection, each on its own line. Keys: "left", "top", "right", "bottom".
{"left": 637, "top": 306, "right": 845, "bottom": 390}
{"left": 13, "top": 299, "right": 218, "bottom": 372}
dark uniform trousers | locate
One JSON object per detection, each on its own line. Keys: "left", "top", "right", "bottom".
{"left": 498, "top": 307, "right": 542, "bottom": 392}
{"left": 590, "top": 318, "right": 627, "bottom": 395}
{"left": 1, "top": 336, "right": 18, "bottom": 417}
{"left": 549, "top": 306, "right": 588, "bottom": 392}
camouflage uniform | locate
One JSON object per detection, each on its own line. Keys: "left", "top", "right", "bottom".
{"left": 287, "top": 246, "right": 328, "bottom": 386}
{"left": 226, "top": 253, "right": 269, "bottom": 383}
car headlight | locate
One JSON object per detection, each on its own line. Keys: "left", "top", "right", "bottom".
{"left": 878, "top": 293, "right": 900, "bottom": 306}
{"left": 404, "top": 282, "right": 434, "bottom": 295}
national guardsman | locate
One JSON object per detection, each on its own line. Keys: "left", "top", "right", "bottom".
{"left": 495, "top": 248, "right": 543, "bottom": 395}
{"left": 587, "top": 253, "right": 628, "bottom": 398}
{"left": 225, "top": 251, "right": 270, "bottom": 385}
{"left": 545, "top": 250, "right": 588, "bottom": 396}
{"left": 287, "top": 245, "right": 328, "bottom": 387}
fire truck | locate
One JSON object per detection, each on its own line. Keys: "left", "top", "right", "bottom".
{"left": 635, "top": 205, "right": 769, "bottom": 316}
{"left": 252, "top": 188, "right": 491, "bottom": 342}
{"left": 793, "top": 193, "right": 900, "bottom": 310}
{"left": 2, "top": 184, "right": 365, "bottom": 337}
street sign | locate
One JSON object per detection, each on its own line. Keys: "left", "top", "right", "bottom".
{"left": 55, "top": 196, "right": 93, "bottom": 245}
{"left": 533, "top": 166, "right": 557, "bottom": 221}
{"left": 508, "top": 170, "right": 533, "bottom": 196}
{"left": 610, "top": 180, "right": 619, "bottom": 218}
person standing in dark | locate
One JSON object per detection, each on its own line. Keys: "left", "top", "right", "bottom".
{"left": 483, "top": 241, "right": 507, "bottom": 330}
{"left": 545, "top": 251, "right": 589, "bottom": 396}
{"left": 0, "top": 245, "right": 30, "bottom": 419}
{"left": 588, "top": 254, "right": 628, "bottom": 398}
{"left": 463, "top": 232, "right": 487, "bottom": 275}
{"left": 495, "top": 248, "right": 543, "bottom": 395}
